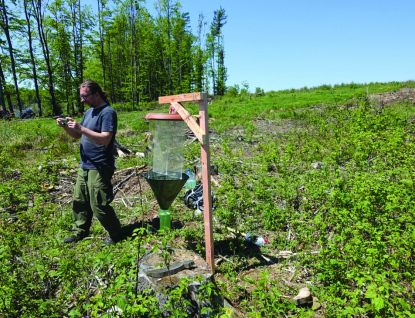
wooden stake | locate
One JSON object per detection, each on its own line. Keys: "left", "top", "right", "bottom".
{"left": 198, "top": 96, "right": 215, "bottom": 273}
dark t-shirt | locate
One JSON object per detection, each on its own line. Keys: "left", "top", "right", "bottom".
{"left": 79, "top": 104, "right": 117, "bottom": 169}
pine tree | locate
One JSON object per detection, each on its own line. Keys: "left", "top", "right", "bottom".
{"left": 208, "top": 7, "right": 227, "bottom": 96}
{"left": 194, "top": 13, "right": 207, "bottom": 93}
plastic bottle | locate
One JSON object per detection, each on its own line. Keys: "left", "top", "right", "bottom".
{"left": 185, "top": 169, "right": 196, "bottom": 190}
{"left": 245, "top": 233, "right": 269, "bottom": 246}
{"left": 159, "top": 208, "right": 171, "bottom": 230}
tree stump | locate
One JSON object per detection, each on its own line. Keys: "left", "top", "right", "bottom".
{"left": 136, "top": 249, "right": 216, "bottom": 317}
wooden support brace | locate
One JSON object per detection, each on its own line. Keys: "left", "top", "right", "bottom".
{"left": 170, "top": 102, "right": 206, "bottom": 144}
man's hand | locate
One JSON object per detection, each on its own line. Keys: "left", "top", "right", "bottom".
{"left": 57, "top": 116, "right": 112, "bottom": 145}
{"left": 57, "top": 117, "right": 82, "bottom": 139}
{"left": 57, "top": 117, "right": 71, "bottom": 127}
{"left": 65, "top": 117, "right": 81, "bottom": 132}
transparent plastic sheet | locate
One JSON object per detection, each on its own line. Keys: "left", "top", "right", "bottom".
{"left": 147, "top": 120, "right": 186, "bottom": 177}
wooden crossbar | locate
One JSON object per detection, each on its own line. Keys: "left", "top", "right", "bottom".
{"left": 158, "top": 92, "right": 207, "bottom": 104}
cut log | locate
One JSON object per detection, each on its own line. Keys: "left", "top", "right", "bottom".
{"left": 136, "top": 248, "right": 240, "bottom": 317}
{"left": 113, "top": 139, "right": 131, "bottom": 156}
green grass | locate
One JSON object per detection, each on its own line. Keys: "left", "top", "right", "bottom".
{"left": 208, "top": 80, "right": 415, "bottom": 131}
{"left": 1, "top": 80, "right": 415, "bottom": 317}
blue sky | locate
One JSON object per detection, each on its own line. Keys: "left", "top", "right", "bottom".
{"left": 163, "top": 0, "right": 415, "bottom": 92}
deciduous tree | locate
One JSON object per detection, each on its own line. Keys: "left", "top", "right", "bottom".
{"left": 0, "top": 0, "right": 23, "bottom": 113}
{"left": 31, "top": 0, "right": 58, "bottom": 115}
{"left": 23, "top": 0, "right": 42, "bottom": 116}
{"left": 0, "top": 56, "right": 13, "bottom": 113}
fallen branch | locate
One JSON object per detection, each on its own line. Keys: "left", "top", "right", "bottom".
{"left": 258, "top": 253, "right": 274, "bottom": 264}
{"left": 117, "top": 188, "right": 133, "bottom": 206}
{"left": 113, "top": 172, "right": 136, "bottom": 194}
{"left": 114, "top": 165, "right": 145, "bottom": 175}
{"left": 276, "top": 250, "right": 320, "bottom": 259}
{"left": 217, "top": 254, "right": 234, "bottom": 264}
{"left": 114, "top": 139, "right": 131, "bottom": 156}
{"left": 215, "top": 258, "right": 223, "bottom": 266}
{"left": 210, "top": 176, "right": 221, "bottom": 187}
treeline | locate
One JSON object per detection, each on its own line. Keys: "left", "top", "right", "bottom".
{"left": 0, "top": 0, "right": 227, "bottom": 116}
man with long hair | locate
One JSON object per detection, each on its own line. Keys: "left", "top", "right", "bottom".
{"left": 57, "top": 79, "right": 123, "bottom": 245}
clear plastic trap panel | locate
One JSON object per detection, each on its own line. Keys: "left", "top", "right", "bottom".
{"left": 147, "top": 119, "right": 186, "bottom": 179}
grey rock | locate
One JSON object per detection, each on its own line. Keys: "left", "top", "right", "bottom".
{"left": 311, "top": 162, "right": 324, "bottom": 169}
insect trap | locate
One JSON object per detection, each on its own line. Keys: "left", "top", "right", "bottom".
{"left": 143, "top": 93, "right": 215, "bottom": 272}
{"left": 143, "top": 113, "right": 188, "bottom": 230}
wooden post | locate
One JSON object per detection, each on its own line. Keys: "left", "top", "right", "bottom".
{"left": 158, "top": 93, "right": 215, "bottom": 272}
{"left": 197, "top": 96, "right": 215, "bottom": 272}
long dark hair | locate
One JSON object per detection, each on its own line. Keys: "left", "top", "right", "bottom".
{"left": 80, "top": 79, "right": 110, "bottom": 103}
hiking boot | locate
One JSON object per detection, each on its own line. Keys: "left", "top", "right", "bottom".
{"left": 63, "top": 235, "right": 81, "bottom": 244}
{"left": 63, "top": 233, "right": 88, "bottom": 244}
{"left": 102, "top": 235, "right": 125, "bottom": 246}
{"left": 103, "top": 238, "right": 115, "bottom": 246}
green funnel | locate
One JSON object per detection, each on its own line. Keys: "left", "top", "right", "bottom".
{"left": 143, "top": 171, "right": 189, "bottom": 210}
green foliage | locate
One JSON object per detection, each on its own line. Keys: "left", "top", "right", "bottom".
{"left": 2, "top": 81, "right": 415, "bottom": 316}
{"left": 3, "top": 0, "right": 230, "bottom": 118}
{"left": 300, "top": 100, "right": 415, "bottom": 316}
{"left": 225, "top": 84, "right": 239, "bottom": 97}
{"left": 209, "top": 83, "right": 415, "bottom": 316}
{"left": 241, "top": 271, "right": 295, "bottom": 316}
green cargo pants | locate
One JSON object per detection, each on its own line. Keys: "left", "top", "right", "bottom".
{"left": 71, "top": 167, "right": 123, "bottom": 241}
